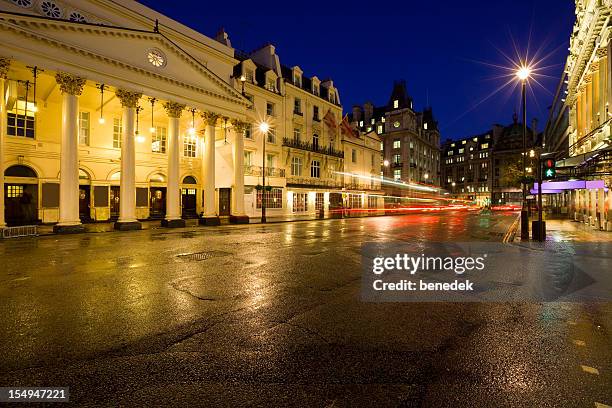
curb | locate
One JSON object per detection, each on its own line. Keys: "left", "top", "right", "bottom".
{"left": 502, "top": 214, "right": 521, "bottom": 243}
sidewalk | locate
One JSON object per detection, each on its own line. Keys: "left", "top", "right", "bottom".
{"left": 518, "top": 218, "right": 611, "bottom": 243}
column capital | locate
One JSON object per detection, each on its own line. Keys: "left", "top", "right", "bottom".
{"left": 201, "top": 111, "right": 220, "bottom": 126}
{"left": 231, "top": 119, "right": 250, "bottom": 134}
{"left": 0, "top": 57, "right": 10, "bottom": 80}
{"left": 55, "top": 72, "right": 86, "bottom": 96}
{"left": 163, "top": 101, "right": 186, "bottom": 118}
{"left": 115, "top": 89, "right": 142, "bottom": 108}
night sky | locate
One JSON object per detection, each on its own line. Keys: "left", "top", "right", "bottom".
{"left": 139, "top": 0, "right": 575, "bottom": 140}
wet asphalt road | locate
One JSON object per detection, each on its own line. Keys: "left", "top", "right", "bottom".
{"left": 0, "top": 211, "right": 610, "bottom": 407}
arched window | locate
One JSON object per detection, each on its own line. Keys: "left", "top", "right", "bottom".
{"left": 4, "top": 165, "right": 37, "bottom": 178}
{"left": 79, "top": 169, "right": 90, "bottom": 180}
{"left": 182, "top": 176, "right": 197, "bottom": 184}
{"left": 150, "top": 173, "right": 165, "bottom": 183}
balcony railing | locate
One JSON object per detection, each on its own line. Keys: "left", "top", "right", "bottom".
{"left": 282, "top": 137, "right": 344, "bottom": 158}
{"left": 243, "top": 165, "right": 286, "bottom": 178}
{"left": 286, "top": 176, "right": 343, "bottom": 189}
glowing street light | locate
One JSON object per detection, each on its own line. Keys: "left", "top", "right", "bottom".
{"left": 383, "top": 159, "right": 390, "bottom": 167}
{"left": 516, "top": 66, "right": 531, "bottom": 81}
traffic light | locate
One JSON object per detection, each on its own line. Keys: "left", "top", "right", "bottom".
{"left": 543, "top": 158, "right": 556, "bottom": 179}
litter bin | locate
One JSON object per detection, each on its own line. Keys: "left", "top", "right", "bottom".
{"left": 531, "top": 220, "right": 546, "bottom": 241}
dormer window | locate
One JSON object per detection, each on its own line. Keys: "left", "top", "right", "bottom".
{"left": 313, "top": 84, "right": 319, "bottom": 96}
{"left": 393, "top": 100, "right": 399, "bottom": 109}
{"left": 244, "top": 69, "right": 254, "bottom": 83}
{"left": 329, "top": 91, "right": 336, "bottom": 104}
{"left": 294, "top": 73, "right": 302, "bottom": 87}
{"left": 266, "top": 79, "right": 276, "bottom": 92}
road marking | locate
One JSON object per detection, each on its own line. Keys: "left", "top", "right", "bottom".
{"left": 595, "top": 403, "right": 612, "bottom": 408}
{"left": 580, "top": 365, "right": 600, "bottom": 375}
{"left": 573, "top": 339, "right": 586, "bottom": 347}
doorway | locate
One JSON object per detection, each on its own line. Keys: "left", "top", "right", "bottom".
{"left": 110, "top": 186, "right": 120, "bottom": 219}
{"left": 5, "top": 184, "right": 38, "bottom": 226}
{"left": 150, "top": 187, "right": 166, "bottom": 219}
{"left": 79, "top": 185, "right": 91, "bottom": 222}
{"left": 181, "top": 188, "right": 197, "bottom": 218}
{"left": 219, "top": 188, "right": 231, "bottom": 216}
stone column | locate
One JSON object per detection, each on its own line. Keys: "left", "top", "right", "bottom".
{"left": 53, "top": 72, "right": 86, "bottom": 233}
{"left": 199, "top": 111, "right": 220, "bottom": 225}
{"left": 162, "top": 101, "right": 186, "bottom": 228}
{"left": 229, "top": 119, "right": 249, "bottom": 224}
{"left": 114, "top": 89, "right": 142, "bottom": 230}
{"left": 0, "top": 58, "right": 9, "bottom": 229}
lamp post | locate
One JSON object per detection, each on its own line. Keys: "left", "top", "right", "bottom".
{"left": 517, "top": 65, "right": 531, "bottom": 240}
{"left": 259, "top": 121, "right": 270, "bottom": 223}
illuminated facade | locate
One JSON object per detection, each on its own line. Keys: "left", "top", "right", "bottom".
{"left": 350, "top": 80, "right": 441, "bottom": 200}
{"left": 545, "top": 0, "right": 612, "bottom": 231}
{"left": 0, "top": 0, "right": 381, "bottom": 231}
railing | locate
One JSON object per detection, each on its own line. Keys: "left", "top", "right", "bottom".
{"left": 286, "top": 177, "right": 343, "bottom": 188}
{"left": 244, "top": 165, "right": 286, "bottom": 177}
{"left": 569, "top": 118, "right": 612, "bottom": 156}
{"left": 2, "top": 225, "right": 38, "bottom": 239}
{"left": 282, "top": 137, "right": 344, "bottom": 158}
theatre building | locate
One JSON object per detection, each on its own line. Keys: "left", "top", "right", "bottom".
{"left": 0, "top": 0, "right": 383, "bottom": 232}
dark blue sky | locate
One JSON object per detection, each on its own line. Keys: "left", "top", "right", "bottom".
{"left": 140, "top": 0, "right": 575, "bottom": 140}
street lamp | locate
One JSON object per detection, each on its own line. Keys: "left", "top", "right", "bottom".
{"left": 516, "top": 64, "right": 531, "bottom": 240}
{"left": 259, "top": 121, "right": 270, "bottom": 223}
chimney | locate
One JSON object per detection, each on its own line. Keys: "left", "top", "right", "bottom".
{"left": 352, "top": 105, "right": 362, "bottom": 123}
{"left": 214, "top": 27, "right": 231, "bottom": 47}
{"left": 363, "top": 102, "right": 374, "bottom": 122}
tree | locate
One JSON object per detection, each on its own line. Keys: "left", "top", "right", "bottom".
{"left": 498, "top": 160, "right": 534, "bottom": 189}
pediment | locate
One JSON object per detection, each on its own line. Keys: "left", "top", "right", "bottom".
{"left": 0, "top": 13, "right": 246, "bottom": 107}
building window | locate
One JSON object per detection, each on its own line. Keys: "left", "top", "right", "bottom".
{"left": 294, "top": 98, "right": 302, "bottom": 115}
{"left": 393, "top": 154, "right": 401, "bottom": 164}
{"left": 266, "top": 153, "right": 275, "bottom": 169}
{"left": 152, "top": 126, "right": 167, "bottom": 153}
{"left": 349, "top": 194, "right": 362, "bottom": 209}
{"left": 266, "top": 102, "right": 275, "bottom": 116}
{"left": 313, "top": 106, "right": 319, "bottom": 121}
{"left": 244, "top": 123, "right": 253, "bottom": 139}
{"left": 266, "top": 79, "right": 276, "bottom": 92}
{"left": 313, "top": 84, "right": 319, "bottom": 96}
{"left": 315, "top": 193, "right": 324, "bottom": 211}
{"left": 394, "top": 169, "right": 401, "bottom": 180}
{"left": 293, "top": 192, "right": 308, "bottom": 212}
{"left": 244, "top": 69, "right": 254, "bottom": 83}
{"left": 291, "top": 156, "right": 302, "bottom": 176}
{"left": 380, "top": 142, "right": 384, "bottom": 150}
{"left": 352, "top": 149, "right": 357, "bottom": 163}
{"left": 377, "top": 125, "right": 383, "bottom": 134}
{"left": 293, "top": 73, "right": 302, "bottom": 87}
{"left": 311, "top": 160, "right": 320, "bottom": 178}
{"left": 7, "top": 99, "right": 35, "bottom": 138}
{"left": 481, "top": 143, "right": 489, "bottom": 149}
{"left": 257, "top": 188, "right": 283, "bottom": 209}
{"left": 329, "top": 91, "right": 336, "bottom": 104}
{"left": 393, "top": 99, "right": 399, "bottom": 109}
{"left": 183, "top": 136, "right": 196, "bottom": 157}
{"left": 267, "top": 127, "right": 276, "bottom": 143}
{"left": 359, "top": 120, "right": 364, "bottom": 127}
{"left": 293, "top": 127, "right": 301, "bottom": 142}
{"left": 7, "top": 185, "right": 24, "bottom": 198}
{"left": 78, "top": 111, "right": 90, "bottom": 145}
{"left": 312, "top": 133, "right": 319, "bottom": 150}
{"left": 244, "top": 150, "right": 253, "bottom": 166}
{"left": 393, "top": 121, "right": 400, "bottom": 128}
{"left": 424, "top": 122, "right": 428, "bottom": 130}
{"left": 368, "top": 196, "right": 378, "bottom": 209}
{"left": 393, "top": 139, "right": 401, "bottom": 149}
{"left": 113, "top": 117, "right": 122, "bottom": 148}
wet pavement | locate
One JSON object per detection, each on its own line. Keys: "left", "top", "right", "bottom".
{"left": 0, "top": 211, "right": 610, "bottom": 407}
